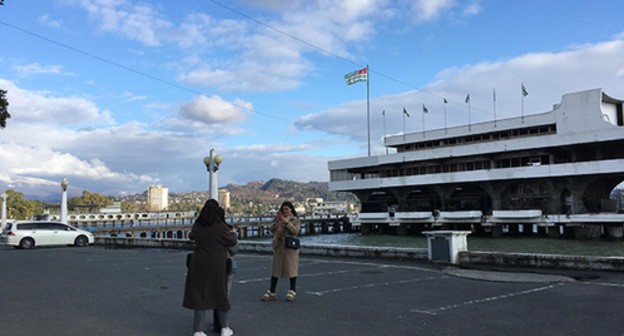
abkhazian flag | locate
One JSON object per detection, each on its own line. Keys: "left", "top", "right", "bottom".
{"left": 344, "top": 68, "right": 368, "bottom": 85}
{"left": 521, "top": 84, "right": 529, "bottom": 97}
{"left": 422, "top": 104, "right": 429, "bottom": 113}
{"left": 403, "top": 107, "right": 410, "bottom": 117}
{"left": 465, "top": 94, "right": 471, "bottom": 103}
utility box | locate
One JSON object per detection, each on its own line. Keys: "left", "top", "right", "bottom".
{"left": 422, "top": 231, "right": 471, "bottom": 264}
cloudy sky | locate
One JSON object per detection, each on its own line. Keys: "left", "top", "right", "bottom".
{"left": 1, "top": 0, "right": 624, "bottom": 199}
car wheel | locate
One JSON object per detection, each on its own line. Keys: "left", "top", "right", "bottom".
{"left": 74, "top": 235, "right": 88, "bottom": 247}
{"left": 19, "top": 238, "right": 35, "bottom": 249}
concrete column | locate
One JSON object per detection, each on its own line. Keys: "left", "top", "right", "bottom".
{"left": 60, "top": 178, "right": 69, "bottom": 224}
{"left": 397, "top": 224, "right": 408, "bottom": 236}
{"left": 491, "top": 225, "right": 503, "bottom": 238}
{"left": 1, "top": 192, "right": 6, "bottom": 229}
{"left": 605, "top": 225, "right": 623, "bottom": 239}
{"left": 204, "top": 149, "right": 223, "bottom": 201}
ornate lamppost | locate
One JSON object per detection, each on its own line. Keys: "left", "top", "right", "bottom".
{"left": 1, "top": 192, "right": 6, "bottom": 229}
{"left": 60, "top": 178, "right": 69, "bottom": 224}
{"left": 203, "top": 149, "right": 223, "bottom": 200}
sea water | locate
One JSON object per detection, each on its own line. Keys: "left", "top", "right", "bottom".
{"left": 256, "top": 232, "right": 624, "bottom": 257}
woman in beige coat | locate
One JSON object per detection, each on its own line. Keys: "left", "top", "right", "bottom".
{"left": 261, "top": 201, "right": 301, "bottom": 302}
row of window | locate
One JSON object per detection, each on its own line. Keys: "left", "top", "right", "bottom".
{"left": 397, "top": 124, "right": 557, "bottom": 152}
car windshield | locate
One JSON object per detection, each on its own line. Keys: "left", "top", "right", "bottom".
{"left": 1, "top": 223, "right": 11, "bottom": 234}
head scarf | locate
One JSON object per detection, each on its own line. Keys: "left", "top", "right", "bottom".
{"left": 195, "top": 199, "right": 220, "bottom": 226}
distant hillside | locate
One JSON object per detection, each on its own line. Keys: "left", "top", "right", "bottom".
{"left": 222, "top": 178, "right": 357, "bottom": 206}
{"left": 125, "top": 178, "right": 359, "bottom": 213}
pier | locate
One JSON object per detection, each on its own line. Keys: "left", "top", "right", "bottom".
{"left": 48, "top": 211, "right": 354, "bottom": 240}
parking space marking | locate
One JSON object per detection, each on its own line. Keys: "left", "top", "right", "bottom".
{"left": 580, "top": 281, "right": 624, "bottom": 288}
{"left": 307, "top": 275, "right": 448, "bottom": 296}
{"left": 411, "top": 284, "right": 559, "bottom": 315}
{"left": 237, "top": 269, "right": 353, "bottom": 284}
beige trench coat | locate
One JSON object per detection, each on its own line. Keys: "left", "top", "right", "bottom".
{"left": 270, "top": 215, "right": 301, "bottom": 278}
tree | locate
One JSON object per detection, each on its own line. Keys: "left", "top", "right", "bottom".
{"left": 69, "top": 191, "right": 112, "bottom": 212}
{"left": 0, "top": 89, "right": 10, "bottom": 129}
{"left": 3, "top": 190, "right": 44, "bottom": 220}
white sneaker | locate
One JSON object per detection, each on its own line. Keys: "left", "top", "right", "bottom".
{"left": 193, "top": 332, "right": 207, "bottom": 336}
{"left": 220, "top": 327, "right": 234, "bottom": 336}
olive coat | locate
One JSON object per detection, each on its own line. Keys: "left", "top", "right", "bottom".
{"left": 182, "top": 215, "right": 238, "bottom": 311}
{"left": 270, "top": 215, "right": 301, "bottom": 278}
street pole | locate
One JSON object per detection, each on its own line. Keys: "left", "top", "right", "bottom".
{"left": 204, "top": 149, "right": 223, "bottom": 201}
{"left": 1, "top": 192, "right": 6, "bottom": 229}
{"left": 60, "top": 178, "right": 69, "bottom": 224}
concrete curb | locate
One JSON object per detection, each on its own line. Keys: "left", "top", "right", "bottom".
{"left": 459, "top": 251, "right": 624, "bottom": 272}
{"left": 443, "top": 267, "right": 576, "bottom": 283}
{"left": 94, "top": 237, "right": 624, "bottom": 272}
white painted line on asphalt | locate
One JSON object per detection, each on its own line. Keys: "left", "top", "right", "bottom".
{"left": 306, "top": 258, "right": 439, "bottom": 273}
{"left": 411, "top": 284, "right": 559, "bottom": 315}
{"left": 580, "top": 281, "right": 624, "bottom": 288}
{"left": 237, "top": 269, "right": 353, "bottom": 284}
{"left": 306, "top": 275, "right": 448, "bottom": 296}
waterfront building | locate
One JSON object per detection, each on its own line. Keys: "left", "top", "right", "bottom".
{"left": 305, "top": 198, "right": 354, "bottom": 215}
{"left": 147, "top": 185, "right": 168, "bottom": 212}
{"left": 328, "top": 88, "right": 624, "bottom": 238}
{"left": 218, "top": 189, "right": 231, "bottom": 209}
{"left": 99, "top": 202, "right": 122, "bottom": 214}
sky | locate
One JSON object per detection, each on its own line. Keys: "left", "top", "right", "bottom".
{"left": 1, "top": 0, "right": 624, "bottom": 199}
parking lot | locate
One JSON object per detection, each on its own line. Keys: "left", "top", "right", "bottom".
{"left": 1, "top": 245, "right": 624, "bottom": 335}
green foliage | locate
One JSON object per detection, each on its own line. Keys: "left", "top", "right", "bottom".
{"left": 0, "top": 89, "right": 10, "bottom": 129}
{"left": 2, "top": 190, "right": 44, "bottom": 220}
{"left": 69, "top": 190, "right": 112, "bottom": 213}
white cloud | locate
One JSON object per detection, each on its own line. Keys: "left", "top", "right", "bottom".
{"left": 178, "top": 95, "right": 249, "bottom": 125}
{"left": 77, "top": 0, "right": 172, "bottom": 46}
{"left": 411, "top": 0, "right": 456, "bottom": 23}
{"left": 296, "top": 36, "right": 624, "bottom": 145}
{"left": 0, "top": 79, "right": 114, "bottom": 126}
{"left": 13, "top": 63, "right": 65, "bottom": 76}
{"left": 463, "top": 3, "right": 482, "bottom": 16}
{"left": 38, "top": 14, "right": 64, "bottom": 28}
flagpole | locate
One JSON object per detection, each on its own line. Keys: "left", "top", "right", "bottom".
{"left": 422, "top": 105, "right": 426, "bottom": 138}
{"left": 443, "top": 98, "right": 448, "bottom": 134}
{"left": 521, "top": 91, "right": 525, "bottom": 124}
{"left": 467, "top": 94, "right": 472, "bottom": 132}
{"left": 366, "top": 65, "right": 371, "bottom": 156}
{"left": 493, "top": 88, "right": 497, "bottom": 128}
{"left": 403, "top": 109, "right": 406, "bottom": 140}
{"left": 382, "top": 110, "right": 387, "bottom": 154}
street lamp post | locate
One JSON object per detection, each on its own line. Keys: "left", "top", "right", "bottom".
{"left": 1, "top": 192, "right": 7, "bottom": 229}
{"left": 60, "top": 178, "right": 69, "bottom": 224}
{"left": 203, "top": 149, "right": 223, "bottom": 200}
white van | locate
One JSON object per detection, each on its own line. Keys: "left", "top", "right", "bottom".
{"left": 1, "top": 221, "right": 94, "bottom": 249}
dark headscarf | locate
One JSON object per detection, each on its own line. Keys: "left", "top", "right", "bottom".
{"left": 195, "top": 199, "right": 220, "bottom": 226}
{"left": 280, "top": 201, "right": 298, "bottom": 217}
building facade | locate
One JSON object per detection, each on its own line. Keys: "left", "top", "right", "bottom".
{"left": 147, "top": 185, "right": 169, "bottom": 212}
{"left": 328, "top": 88, "right": 624, "bottom": 237}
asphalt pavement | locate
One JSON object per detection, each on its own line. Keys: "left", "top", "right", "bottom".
{"left": 1, "top": 245, "right": 623, "bottom": 335}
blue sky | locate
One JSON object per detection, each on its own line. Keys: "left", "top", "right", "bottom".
{"left": 1, "top": 0, "right": 624, "bottom": 198}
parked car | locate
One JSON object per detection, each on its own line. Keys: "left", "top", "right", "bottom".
{"left": 1, "top": 221, "right": 94, "bottom": 249}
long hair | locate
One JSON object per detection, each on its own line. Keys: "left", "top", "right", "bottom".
{"left": 195, "top": 199, "right": 220, "bottom": 226}
{"left": 280, "top": 201, "right": 298, "bottom": 217}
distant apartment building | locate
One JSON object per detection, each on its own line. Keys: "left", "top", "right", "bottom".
{"left": 147, "top": 185, "right": 169, "bottom": 212}
{"left": 218, "top": 189, "right": 231, "bottom": 209}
